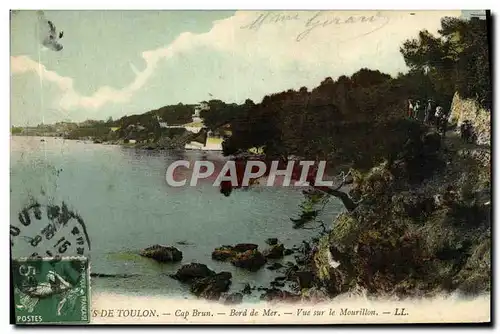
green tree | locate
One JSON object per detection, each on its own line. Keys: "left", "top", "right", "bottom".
{"left": 400, "top": 16, "right": 491, "bottom": 109}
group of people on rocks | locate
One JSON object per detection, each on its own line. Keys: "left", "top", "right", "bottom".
{"left": 407, "top": 98, "right": 450, "bottom": 136}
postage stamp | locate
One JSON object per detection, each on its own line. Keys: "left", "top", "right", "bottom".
{"left": 10, "top": 9, "right": 491, "bottom": 325}
{"left": 12, "top": 256, "right": 90, "bottom": 325}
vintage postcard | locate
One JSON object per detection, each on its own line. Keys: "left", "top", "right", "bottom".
{"left": 10, "top": 9, "right": 491, "bottom": 325}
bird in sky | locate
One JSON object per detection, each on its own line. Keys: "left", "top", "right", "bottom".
{"left": 37, "top": 11, "right": 64, "bottom": 52}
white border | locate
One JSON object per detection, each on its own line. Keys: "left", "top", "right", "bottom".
{"left": 2, "top": 1, "right": 499, "bottom": 10}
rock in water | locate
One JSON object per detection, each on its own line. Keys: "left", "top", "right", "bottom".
{"left": 285, "top": 263, "right": 299, "bottom": 280}
{"left": 241, "top": 283, "right": 253, "bottom": 295}
{"left": 170, "top": 263, "right": 215, "bottom": 282}
{"left": 223, "top": 292, "right": 243, "bottom": 305}
{"left": 295, "top": 254, "right": 306, "bottom": 265}
{"left": 90, "top": 273, "right": 137, "bottom": 278}
{"left": 212, "top": 243, "right": 260, "bottom": 262}
{"left": 139, "top": 244, "right": 182, "bottom": 263}
{"left": 270, "top": 280, "right": 285, "bottom": 288}
{"left": 295, "top": 271, "right": 315, "bottom": 289}
{"left": 230, "top": 250, "right": 267, "bottom": 271}
{"left": 260, "top": 288, "right": 301, "bottom": 303}
{"left": 266, "top": 262, "right": 284, "bottom": 270}
{"left": 212, "top": 246, "right": 237, "bottom": 261}
{"left": 263, "top": 243, "right": 285, "bottom": 259}
{"left": 265, "top": 238, "right": 279, "bottom": 246}
{"left": 190, "top": 272, "right": 232, "bottom": 300}
{"left": 232, "top": 243, "right": 259, "bottom": 253}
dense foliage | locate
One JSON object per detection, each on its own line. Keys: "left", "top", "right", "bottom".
{"left": 401, "top": 17, "right": 491, "bottom": 110}
{"left": 197, "top": 17, "right": 490, "bottom": 169}
{"left": 62, "top": 103, "right": 196, "bottom": 142}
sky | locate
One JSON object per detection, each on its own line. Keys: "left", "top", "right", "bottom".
{"left": 10, "top": 10, "right": 477, "bottom": 126}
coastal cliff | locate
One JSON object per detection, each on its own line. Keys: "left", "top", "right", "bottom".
{"left": 305, "top": 101, "right": 491, "bottom": 300}
{"left": 449, "top": 92, "right": 491, "bottom": 146}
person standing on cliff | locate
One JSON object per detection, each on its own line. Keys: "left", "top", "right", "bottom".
{"left": 424, "top": 99, "right": 435, "bottom": 125}
{"left": 415, "top": 100, "right": 425, "bottom": 122}
{"left": 435, "top": 105, "right": 449, "bottom": 138}
{"left": 435, "top": 105, "right": 443, "bottom": 128}
{"left": 408, "top": 99, "right": 415, "bottom": 119}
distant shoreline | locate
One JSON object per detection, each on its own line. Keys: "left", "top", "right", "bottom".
{"left": 11, "top": 134, "right": 226, "bottom": 153}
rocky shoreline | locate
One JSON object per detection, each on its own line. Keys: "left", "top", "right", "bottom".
{"left": 15, "top": 134, "right": 191, "bottom": 151}
{"left": 129, "top": 126, "right": 491, "bottom": 305}
{"left": 131, "top": 238, "right": 324, "bottom": 305}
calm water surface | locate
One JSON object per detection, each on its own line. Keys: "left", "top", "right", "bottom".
{"left": 10, "top": 136, "right": 342, "bottom": 299}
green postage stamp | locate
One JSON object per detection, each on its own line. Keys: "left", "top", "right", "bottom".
{"left": 12, "top": 256, "right": 90, "bottom": 325}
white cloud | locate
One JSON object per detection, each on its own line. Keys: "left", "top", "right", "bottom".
{"left": 11, "top": 55, "right": 128, "bottom": 110}
{"left": 11, "top": 10, "right": 462, "bottom": 112}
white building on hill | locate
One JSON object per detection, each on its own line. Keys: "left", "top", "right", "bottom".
{"left": 155, "top": 115, "right": 169, "bottom": 128}
{"left": 192, "top": 102, "right": 210, "bottom": 123}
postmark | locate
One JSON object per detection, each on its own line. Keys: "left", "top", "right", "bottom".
{"left": 12, "top": 256, "right": 90, "bottom": 324}
{"left": 10, "top": 200, "right": 91, "bottom": 259}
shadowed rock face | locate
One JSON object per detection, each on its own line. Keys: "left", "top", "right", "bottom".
{"left": 266, "top": 238, "right": 279, "bottom": 245}
{"left": 263, "top": 243, "right": 285, "bottom": 259}
{"left": 212, "top": 243, "right": 270, "bottom": 272}
{"left": 212, "top": 246, "right": 236, "bottom": 261}
{"left": 266, "top": 262, "right": 284, "bottom": 271}
{"left": 232, "top": 243, "right": 259, "bottom": 252}
{"left": 230, "top": 250, "right": 267, "bottom": 272}
{"left": 170, "top": 263, "right": 233, "bottom": 301}
{"left": 170, "top": 263, "right": 215, "bottom": 283}
{"left": 294, "top": 271, "right": 315, "bottom": 289}
{"left": 223, "top": 292, "right": 243, "bottom": 305}
{"left": 190, "top": 272, "right": 232, "bottom": 300}
{"left": 241, "top": 283, "right": 253, "bottom": 295}
{"left": 260, "top": 288, "right": 301, "bottom": 303}
{"left": 139, "top": 244, "right": 183, "bottom": 263}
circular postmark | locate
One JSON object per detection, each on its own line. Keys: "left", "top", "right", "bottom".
{"left": 10, "top": 200, "right": 91, "bottom": 260}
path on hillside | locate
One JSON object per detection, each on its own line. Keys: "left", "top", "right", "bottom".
{"left": 442, "top": 128, "right": 490, "bottom": 152}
